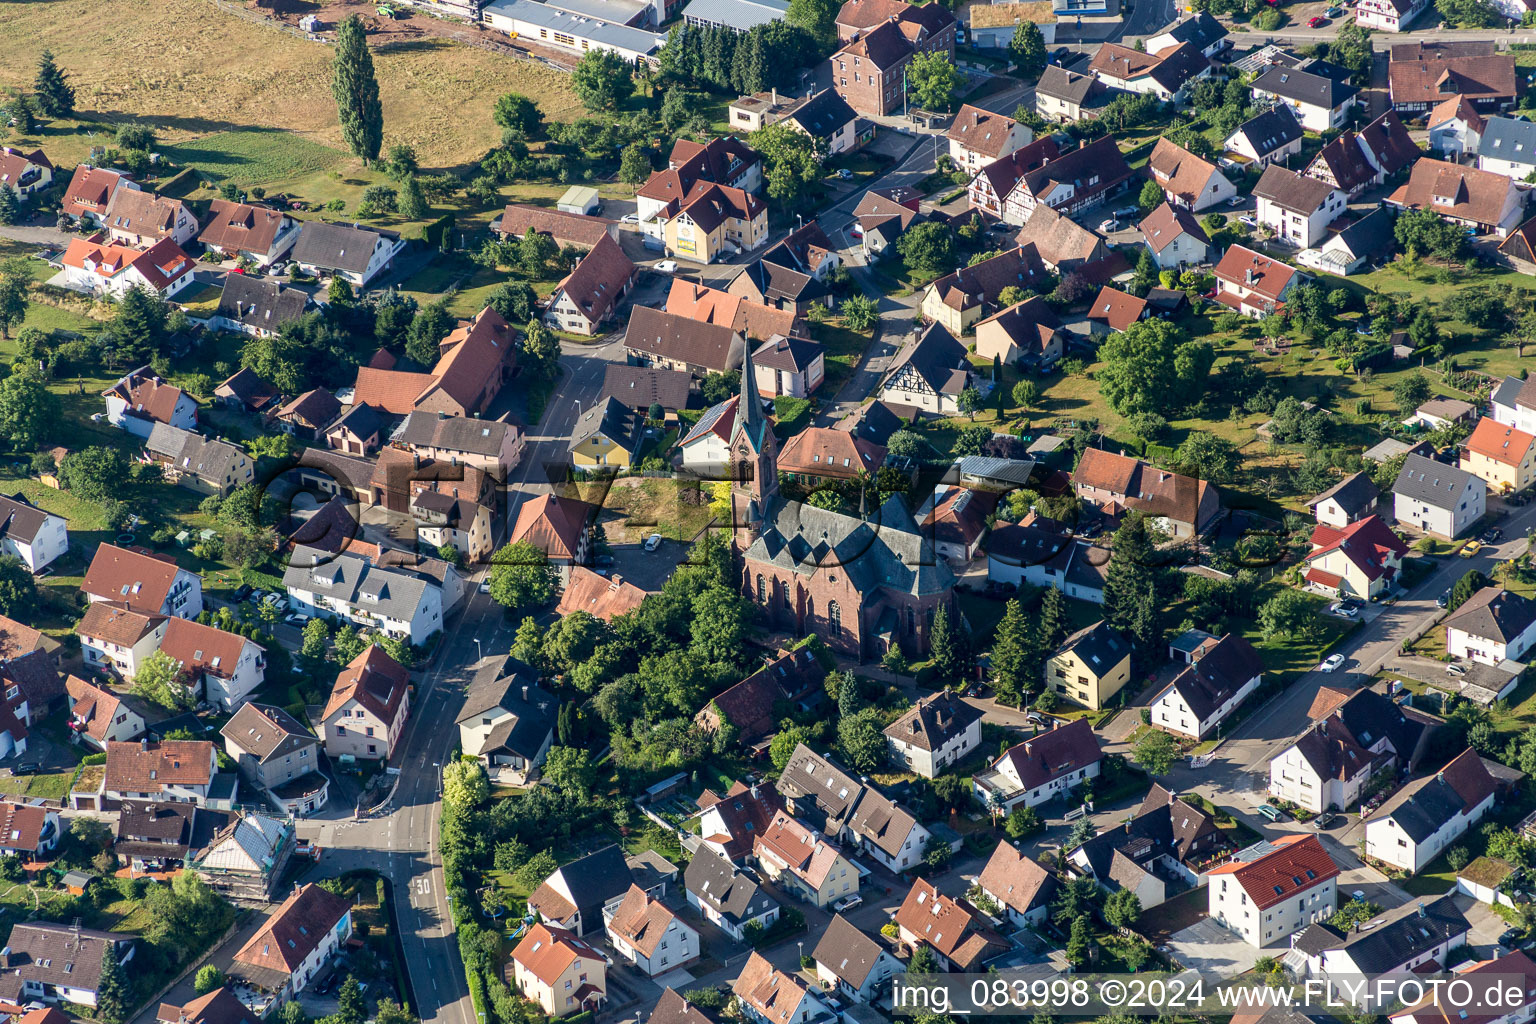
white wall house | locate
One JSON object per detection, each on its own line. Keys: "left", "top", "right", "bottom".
{"left": 603, "top": 885, "right": 700, "bottom": 977}
{"left": 1253, "top": 165, "right": 1348, "bottom": 248}
{"left": 282, "top": 547, "right": 444, "bottom": 647}
{"left": 971, "top": 720, "right": 1102, "bottom": 812}
{"left": 1445, "top": 586, "right": 1536, "bottom": 665}
{"left": 1270, "top": 737, "right": 1375, "bottom": 814}
{"left": 1148, "top": 634, "right": 1264, "bottom": 740}
{"left": 1393, "top": 454, "right": 1486, "bottom": 540}
{"left": 1355, "top": 0, "right": 1430, "bottom": 31}
{"left": 1297, "top": 895, "right": 1471, "bottom": 1006}
{"left": 1364, "top": 750, "right": 1498, "bottom": 874}
{"left": 58, "top": 237, "right": 196, "bottom": 300}
{"left": 0, "top": 495, "right": 68, "bottom": 573}
{"left": 78, "top": 605, "right": 168, "bottom": 678}
{"left": 1208, "top": 835, "right": 1338, "bottom": 948}
{"left": 882, "top": 691, "right": 982, "bottom": 779}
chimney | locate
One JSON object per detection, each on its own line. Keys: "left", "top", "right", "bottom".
{"left": 522, "top": 685, "right": 530, "bottom": 701}
{"left": 1417, "top": 902, "right": 1426, "bottom": 918}
{"left": 140, "top": 738, "right": 149, "bottom": 751}
{"left": 772, "top": 87, "right": 778, "bottom": 106}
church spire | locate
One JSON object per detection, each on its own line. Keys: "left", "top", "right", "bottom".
{"left": 732, "top": 338, "right": 769, "bottom": 456}
{"left": 729, "top": 337, "right": 778, "bottom": 531}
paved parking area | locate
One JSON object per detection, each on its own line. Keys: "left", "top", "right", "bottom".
{"left": 1167, "top": 917, "right": 1262, "bottom": 974}
{"left": 604, "top": 538, "right": 689, "bottom": 593}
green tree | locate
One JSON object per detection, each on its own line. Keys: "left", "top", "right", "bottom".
{"left": 842, "top": 293, "right": 879, "bottom": 332}
{"left": 785, "top": 0, "right": 839, "bottom": 44}
{"left": 60, "top": 446, "right": 128, "bottom": 503}
{"left": 1139, "top": 179, "right": 1165, "bottom": 213}
{"left": 909, "top": 944, "right": 941, "bottom": 974}
{"left": 1258, "top": 588, "right": 1317, "bottom": 640}
{"left": 571, "top": 50, "right": 635, "bottom": 111}
{"left": 620, "top": 143, "right": 652, "bottom": 189}
{"left": 1004, "top": 805, "right": 1041, "bottom": 838}
{"left": 1097, "top": 318, "right": 1212, "bottom": 417}
{"left": 1393, "top": 371, "right": 1432, "bottom": 414}
{"left": 1437, "top": 0, "right": 1497, "bottom": 26}
{"left": 333, "top": 623, "right": 367, "bottom": 664}
{"left": 398, "top": 175, "right": 427, "bottom": 220}
{"left": 1009, "top": 21, "right": 1047, "bottom": 77}
{"left": 838, "top": 708, "right": 888, "bottom": 773}
{"left": 0, "top": 260, "right": 30, "bottom": 341}
{"left": 33, "top": 50, "right": 74, "bottom": 117}
{"left": 337, "top": 977, "right": 366, "bottom": 1024}
{"left": 132, "top": 650, "right": 194, "bottom": 710}
{"left": 0, "top": 367, "right": 57, "bottom": 449}
{"left": 300, "top": 617, "right": 330, "bottom": 661}
{"left": 1449, "top": 569, "right": 1488, "bottom": 611}
{"left": 375, "top": 1000, "right": 416, "bottom": 1024}
{"left": 898, "top": 221, "right": 956, "bottom": 276}
{"left": 1065, "top": 916, "right": 1092, "bottom": 967}
{"left": 493, "top": 92, "right": 543, "bottom": 137}
{"left": 0, "top": 557, "right": 38, "bottom": 622}
{"left": 990, "top": 599, "right": 1039, "bottom": 707}
{"left": 752, "top": 122, "right": 823, "bottom": 204}
{"left": 331, "top": 15, "right": 385, "bottom": 165}
{"left": 1039, "top": 587, "right": 1067, "bottom": 652}
{"left": 1012, "top": 378, "right": 1039, "bottom": 413}
{"left": 97, "top": 940, "right": 130, "bottom": 1024}
{"left": 930, "top": 604, "right": 962, "bottom": 683}
{"left": 405, "top": 300, "right": 454, "bottom": 367}
{"left": 195, "top": 965, "right": 226, "bottom": 996}
{"left": 543, "top": 746, "right": 596, "bottom": 800}
{"left": 0, "top": 185, "right": 19, "bottom": 228}
{"left": 691, "top": 586, "right": 748, "bottom": 666}
{"left": 1175, "top": 431, "right": 1240, "bottom": 483}
{"left": 769, "top": 725, "right": 810, "bottom": 772}
{"left": 906, "top": 50, "right": 960, "bottom": 112}
{"left": 1104, "top": 888, "right": 1142, "bottom": 930}
{"left": 113, "top": 285, "right": 169, "bottom": 363}
{"left": 1133, "top": 729, "right": 1178, "bottom": 775}
{"left": 1067, "top": 816, "right": 1097, "bottom": 849}
{"left": 443, "top": 759, "right": 489, "bottom": 809}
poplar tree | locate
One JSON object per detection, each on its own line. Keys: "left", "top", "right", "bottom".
{"left": 331, "top": 16, "right": 384, "bottom": 166}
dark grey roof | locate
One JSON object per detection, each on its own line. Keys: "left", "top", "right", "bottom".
{"left": 746, "top": 492, "right": 956, "bottom": 598}
{"left": 0, "top": 494, "right": 54, "bottom": 546}
{"left": 145, "top": 423, "right": 249, "bottom": 488}
{"left": 1162, "top": 12, "right": 1226, "bottom": 49}
{"left": 778, "top": 742, "right": 864, "bottom": 821}
{"left": 290, "top": 221, "right": 398, "bottom": 275}
{"left": 329, "top": 402, "right": 384, "bottom": 441}
{"left": 954, "top": 455, "right": 1037, "bottom": 488}
{"left": 1444, "top": 586, "right": 1536, "bottom": 643}
{"left": 1232, "top": 104, "right": 1304, "bottom": 158}
{"left": 1147, "top": 42, "right": 1211, "bottom": 93}
{"left": 1373, "top": 773, "right": 1472, "bottom": 842}
{"left": 684, "top": 847, "right": 780, "bottom": 924}
{"left": 1309, "top": 471, "right": 1380, "bottom": 516}
{"left": 1479, "top": 116, "right": 1536, "bottom": 167}
{"left": 570, "top": 395, "right": 642, "bottom": 454}
{"left": 555, "top": 845, "right": 636, "bottom": 924}
{"left": 220, "top": 703, "right": 317, "bottom": 764}
{"left": 1317, "top": 894, "right": 1471, "bottom": 972}
{"left": 883, "top": 691, "right": 984, "bottom": 752}
{"left": 812, "top": 914, "right": 886, "bottom": 988}
{"left": 397, "top": 412, "right": 515, "bottom": 458}
{"left": 598, "top": 364, "right": 693, "bottom": 412}
{"left": 887, "top": 321, "right": 969, "bottom": 397}
{"left": 283, "top": 546, "right": 433, "bottom": 623}
{"left": 215, "top": 276, "right": 309, "bottom": 332}
{"left": 1037, "top": 65, "right": 1106, "bottom": 105}
{"left": 1291, "top": 921, "right": 1346, "bottom": 955}
{"left": 1332, "top": 687, "right": 1434, "bottom": 765}
{"left": 456, "top": 661, "right": 555, "bottom": 760}
{"left": 1252, "top": 66, "right": 1359, "bottom": 108}
{"left": 1153, "top": 633, "right": 1262, "bottom": 721}
{"left": 1254, "top": 164, "right": 1340, "bottom": 213}
{"left": 3, "top": 922, "right": 132, "bottom": 996}
{"left": 1494, "top": 375, "right": 1525, "bottom": 410}
{"left": 1332, "top": 207, "right": 1397, "bottom": 260}
{"left": 1393, "top": 453, "right": 1481, "bottom": 511}
{"left": 1052, "top": 621, "right": 1128, "bottom": 677}
{"left": 785, "top": 90, "right": 857, "bottom": 142}
{"left": 845, "top": 400, "right": 905, "bottom": 447}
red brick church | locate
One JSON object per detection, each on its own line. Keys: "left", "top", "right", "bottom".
{"left": 726, "top": 346, "right": 956, "bottom": 660}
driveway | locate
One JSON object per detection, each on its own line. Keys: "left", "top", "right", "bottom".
{"left": 1167, "top": 918, "right": 1262, "bottom": 973}
{"left": 602, "top": 537, "right": 687, "bottom": 592}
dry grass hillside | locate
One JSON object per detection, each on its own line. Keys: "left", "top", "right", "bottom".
{"left": 0, "top": 0, "right": 583, "bottom": 169}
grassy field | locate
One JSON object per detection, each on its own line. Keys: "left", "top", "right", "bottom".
{"left": 162, "top": 129, "right": 349, "bottom": 186}
{"left": 0, "top": 0, "right": 583, "bottom": 170}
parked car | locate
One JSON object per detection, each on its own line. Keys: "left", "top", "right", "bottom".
{"left": 1308, "top": 14, "right": 1328, "bottom": 25}
{"left": 1099, "top": 218, "right": 1119, "bottom": 233}
{"left": 1325, "top": 5, "right": 1343, "bottom": 13}
{"left": 1026, "top": 711, "right": 1053, "bottom": 726}
{"left": 283, "top": 612, "right": 310, "bottom": 626}
{"left": 231, "top": 584, "right": 254, "bottom": 602}
{"left": 1256, "top": 804, "right": 1286, "bottom": 822}
{"left": 620, "top": 213, "right": 640, "bottom": 224}
{"left": 9, "top": 763, "right": 39, "bottom": 777}
{"left": 1327, "top": 602, "right": 1359, "bottom": 619}
{"left": 595, "top": 554, "right": 615, "bottom": 568}
{"left": 833, "top": 894, "right": 864, "bottom": 912}
{"left": 1319, "top": 653, "right": 1346, "bottom": 673}
{"left": 1314, "top": 813, "right": 1340, "bottom": 829}
{"left": 1351, "top": 889, "right": 1366, "bottom": 901}
{"left": 1483, "top": 527, "right": 1504, "bottom": 543}
{"left": 479, "top": 580, "right": 491, "bottom": 595}
{"left": 1239, "top": 215, "right": 1258, "bottom": 228}
{"left": 836, "top": 168, "right": 854, "bottom": 180}
{"left": 1113, "top": 205, "right": 1139, "bottom": 219}
{"left": 653, "top": 260, "right": 679, "bottom": 274}
{"left": 1501, "top": 928, "right": 1524, "bottom": 948}
{"left": 1461, "top": 540, "right": 1483, "bottom": 557}
{"left": 644, "top": 533, "right": 665, "bottom": 552}
{"left": 1447, "top": 664, "right": 1466, "bottom": 676}
{"left": 1437, "top": 587, "right": 1452, "bottom": 608}
{"left": 1227, "top": 196, "right": 1244, "bottom": 207}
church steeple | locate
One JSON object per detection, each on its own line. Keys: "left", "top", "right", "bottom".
{"left": 729, "top": 339, "right": 778, "bottom": 531}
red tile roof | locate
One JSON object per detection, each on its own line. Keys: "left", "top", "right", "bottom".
{"left": 233, "top": 883, "right": 351, "bottom": 973}
{"left": 511, "top": 923, "right": 604, "bottom": 987}
{"left": 159, "top": 618, "right": 257, "bottom": 682}
{"left": 0, "top": 802, "right": 52, "bottom": 854}
{"left": 510, "top": 494, "right": 593, "bottom": 562}
{"left": 66, "top": 676, "right": 127, "bottom": 744}
{"left": 894, "top": 877, "right": 1007, "bottom": 969}
{"left": 1214, "top": 244, "right": 1298, "bottom": 304}
{"left": 81, "top": 545, "right": 186, "bottom": 614}
{"left": 777, "top": 427, "right": 885, "bottom": 480}
{"left": 1085, "top": 285, "right": 1147, "bottom": 331}
{"left": 198, "top": 199, "right": 289, "bottom": 256}
{"left": 993, "top": 719, "right": 1103, "bottom": 791}
{"left": 105, "top": 740, "right": 215, "bottom": 793}
{"left": 77, "top": 602, "right": 165, "bottom": 648}
{"left": 60, "top": 166, "right": 128, "bottom": 218}
{"left": 1466, "top": 417, "right": 1536, "bottom": 467}
{"left": 324, "top": 646, "right": 409, "bottom": 725}
{"left": 1207, "top": 834, "right": 1338, "bottom": 910}
{"left": 1307, "top": 514, "right": 1407, "bottom": 582}
{"left": 555, "top": 567, "right": 647, "bottom": 621}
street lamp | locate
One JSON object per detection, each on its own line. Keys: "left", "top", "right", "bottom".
{"left": 473, "top": 637, "right": 483, "bottom": 662}
{"left": 574, "top": 399, "right": 582, "bottom": 415}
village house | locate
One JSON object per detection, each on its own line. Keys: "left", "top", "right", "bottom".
{"left": 624, "top": 306, "right": 745, "bottom": 377}
{"left": 144, "top": 425, "right": 252, "bottom": 499}
{"left": 396, "top": 412, "right": 522, "bottom": 486}
{"left": 695, "top": 646, "right": 826, "bottom": 751}
{"left": 543, "top": 234, "right": 638, "bottom": 336}
{"left": 555, "top": 568, "right": 646, "bottom": 622}
{"left": 66, "top": 675, "right": 147, "bottom": 751}
{"left": 1393, "top": 453, "right": 1486, "bottom": 539}
{"left": 1357, "top": 0, "right": 1430, "bottom": 31}
{"left": 975, "top": 843, "right": 1056, "bottom": 928}
{"left": 733, "top": 951, "right": 831, "bottom": 1024}
{"left": 103, "top": 190, "right": 198, "bottom": 248}
{"left": 1364, "top": 748, "right": 1499, "bottom": 873}
{"left": 320, "top": 646, "right": 411, "bottom": 762}
{"left": 603, "top": 885, "right": 699, "bottom": 976}
{"left": 1214, "top": 244, "right": 1303, "bottom": 318}
{"left": 894, "top": 878, "right": 1008, "bottom": 971}
{"left": 158, "top": 616, "right": 265, "bottom": 711}
{"left": 1088, "top": 41, "right": 1211, "bottom": 103}
{"left": 776, "top": 426, "right": 885, "bottom": 486}
{"left": 828, "top": 6, "right": 951, "bottom": 117}
{"left": 878, "top": 322, "right": 973, "bottom": 414}
{"left": 101, "top": 369, "right": 197, "bottom": 439}
{"left": 1299, "top": 207, "right": 1398, "bottom": 276}
{"left": 1270, "top": 687, "right": 1437, "bottom": 812}
{"left": 1045, "top": 620, "right": 1131, "bottom": 711}
{"left": 1461, "top": 417, "right": 1536, "bottom": 494}
{"left": 974, "top": 297, "right": 1066, "bottom": 370}
{"left": 753, "top": 811, "right": 859, "bottom": 907}
{"left": 0, "top": 923, "right": 136, "bottom": 1008}
{"left": 1139, "top": 202, "right": 1210, "bottom": 269}
{"left": 60, "top": 236, "right": 196, "bottom": 300}
{"left": 1309, "top": 472, "right": 1381, "bottom": 528}
{"left": 509, "top": 494, "right": 593, "bottom": 573}
{"left": 103, "top": 739, "right": 219, "bottom": 806}
{"left": 1479, "top": 115, "right": 1536, "bottom": 180}
{"left": 283, "top": 547, "right": 444, "bottom": 645}
{"left": 684, "top": 847, "right": 781, "bottom": 942}
{"left": 569, "top": 396, "right": 643, "bottom": 471}
{"left": 159, "top": 986, "right": 262, "bottom": 1024}
{"left": 1391, "top": 952, "right": 1536, "bottom": 1024}
{"left": 496, "top": 203, "right": 620, "bottom": 250}
{"left": 229, "top": 884, "right": 352, "bottom": 1005}
{"left": 921, "top": 484, "right": 997, "bottom": 562}
{"left": 1034, "top": 65, "right": 1115, "bottom": 124}
{"left": 986, "top": 514, "right": 1110, "bottom": 603}
{"left": 1208, "top": 835, "right": 1339, "bottom": 947}
{"left": 751, "top": 335, "right": 824, "bottom": 399}
{"left": 1445, "top": 586, "right": 1536, "bottom": 664}
{"left": 220, "top": 703, "right": 328, "bottom": 816}
{"left": 197, "top": 199, "right": 300, "bottom": 267}
{"left": 728, "top": 224, "right": 841, "bottom": 315}
{"left": 212, "top": 276, "right": 310, "bottom": 338}
{"left": 115, "top": 800, "right": 195, "bottom": 873}
{"left": 1389, "top": 41, "right": 1518, "bottom": 114}
{"left": 59, "top": 165, "right": 137, "bottom": 225}
{"left": 82, "top": 543, "right": 203, "bottom": 619}
{"left": 1302, "top": 514, "right": 1408, "bottom": 600}
{"left": 456, "top": 666, "right": 556, "bottom": 783}
{"left": 967, "top": 137, "right": 1061, "bottom": 220}
{"left": 1385, "top": 157, "right": 1526, "bottom": 236}
{"left": 1222, "top": 104, "right": 1305, "bottom": 169}
{"left": 667, "top": 279, "right": 805, "bottom": 343}
{"left": 1148, "top": 138, "right": 1237, "bottom": 212}
{"left": 971, "top": 719, "right": 1102, "bottom": 812}
{"left": 0, "top": 148, "right": 53, "bottom": 201}
{"left": 1430, "top": 94, "right": 1486, "bottom": 158}
{"left": 882, "top": 690, "right": 982, "bottom": 778}
{"left": 1148, "top": 12, "right": 1228, "bottom": 55}
{"left": 852, "top": 186, "right": 926, "bottom": 255}
{"left": 946, "top": 105, "right": 1032, "bottom": 178}
{"left": 1086, "top": 285, "right": 1148, "bottom": 334}
{"left": 290, "top": 221, "right": 405, "bottom": 287}
{"left": 1305, "top": 111, "right": 1421, "bottom": 198}
{"left": 1291, "top": 892, "right": 1470, "bottom": 1004}
{"left": 776, "top": 744, "right": 933, "bottom": 872}
{"left": 1068, "top": 785, "right": 1225, "bottom": 908}
{"left": 1252, "top": 66, "right": 1359, "bottom": 131}
{"left": 0, "top": 494, "right": 65, "bottom": 574}
{"left": 325, "top": 404, "right": 385, "bottom": 459}
{"left": 1490, "top": 374, "right": 1536, "bottom": 433}
{"left": 920, "top": 247, "right": 1050, "bottom": 335}
{"left": 1072, "top": 447, "right": 1219, "bottom": 538}
{"left": 1014, "top": 205, "right": 1109, "bottom": 276}
{"left": 778, "top": 90, "right": 862, "bottom": 155}
{"left": 529, "top": 844, "right": 649, "bottom": 937}
{"left": 1001, "top": 136, "right": 1135, "bottom": 225}
{"left": 272, "top": 390, "right": 340, "bottom": 440}
{"left": 811, "top": 915, "right": 903, "bottom": 1004}
{"left": 1149, "top": 633, "right": 1264, "bottom": 740}
{"left": 184, "top": 808, "right": 294, "bottom": 902}
{"left": 1254, "top": 165, "right": 1348, "bottom": 248}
